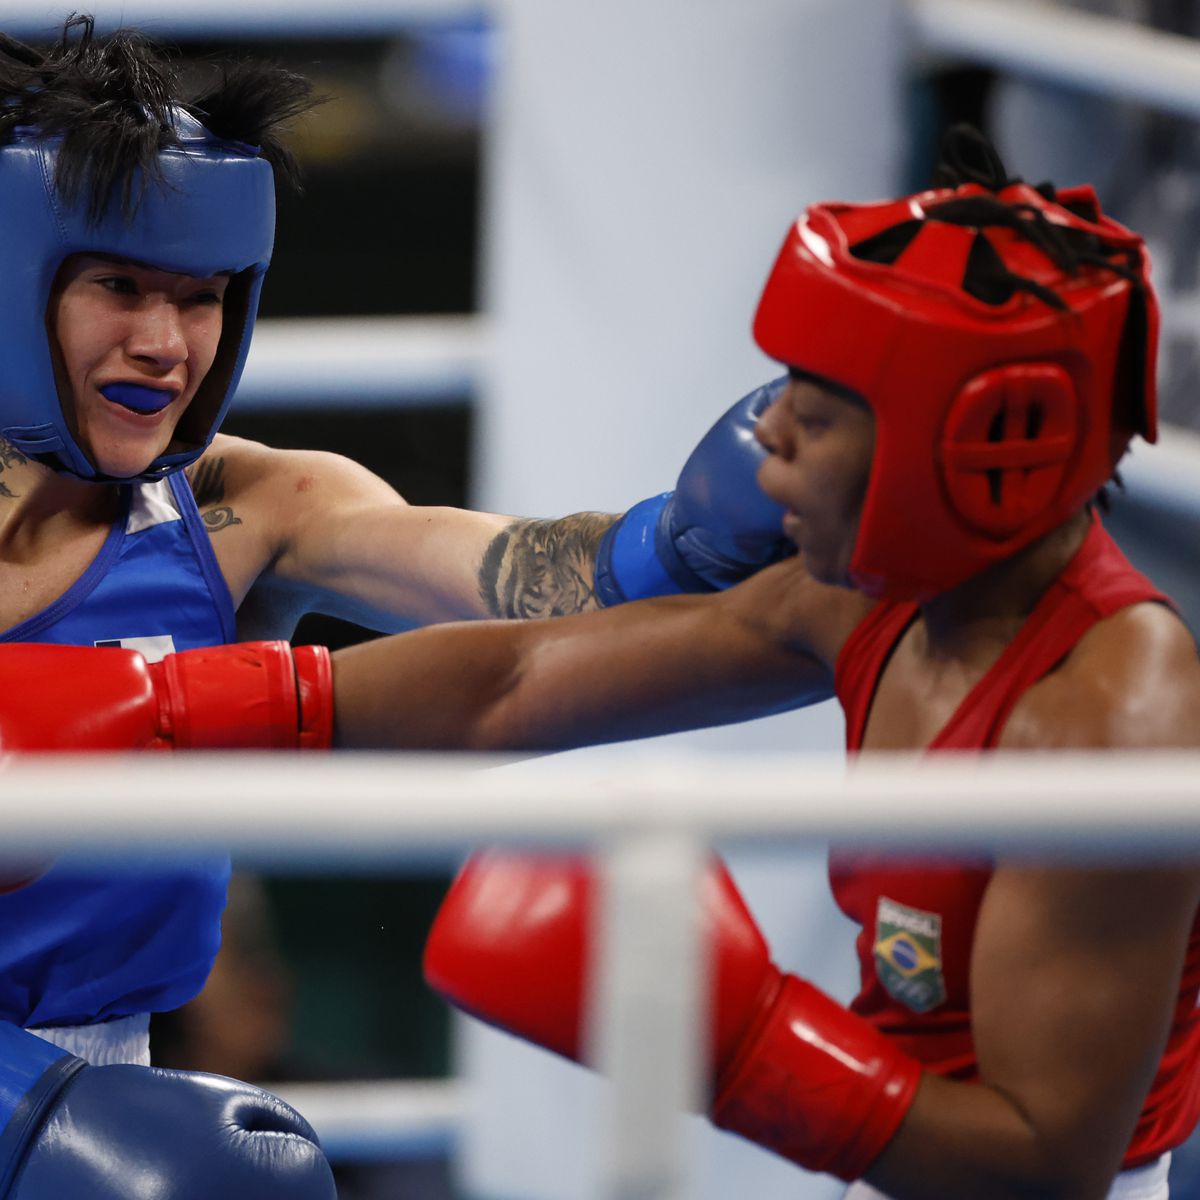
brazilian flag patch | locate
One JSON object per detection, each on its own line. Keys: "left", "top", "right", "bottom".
{"left": 873, "top": 896, "right": 946, "bottom": 1014}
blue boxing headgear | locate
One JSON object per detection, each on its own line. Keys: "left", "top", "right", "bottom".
{"left": 0, "top": 106, "right": 275, "bottom": 480}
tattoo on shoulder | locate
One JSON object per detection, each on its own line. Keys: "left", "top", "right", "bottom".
{"left": 186, "top": 456, "right": 243, "bottom": 534}
{"left": 479, "top": 512, "right": 617, "bottom": 619}
{"left": 0, "top": 438, "right": 27, "bottom": 499}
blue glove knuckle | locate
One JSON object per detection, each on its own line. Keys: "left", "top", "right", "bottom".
{"left": 667, "top": 379, "right": 790, "bottom": 584}
{"left": 599, "top": 378, "right": 791, "bottom": 599}
{"left": 0, "top": 1027, "right": 335, "bottom": 1200}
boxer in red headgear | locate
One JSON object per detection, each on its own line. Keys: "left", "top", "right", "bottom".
{"left": 754, "top": 125, "right": 1157, "bottom": 600}
{"left": 423, "top": 128, "right": 1200, "bottom": 1200}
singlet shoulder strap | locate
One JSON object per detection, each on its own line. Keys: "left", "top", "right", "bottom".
{"left": 835, "top": 600, "right": 919, "bottom": 751}
{"left": 167, "top": 471, "right": 237, "bottom": 644}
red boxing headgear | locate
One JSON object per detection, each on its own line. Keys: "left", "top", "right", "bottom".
{"left": 753, "top": 169, "right": 1158, "bottom": 600}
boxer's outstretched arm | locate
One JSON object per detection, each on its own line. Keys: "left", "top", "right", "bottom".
{"left": 330, "top": 557, "right": 834, "bottom": 751}
{"left": 0, "top": 560, "right": 834, "bottom": 759}
{"left": 211, "top": 381, "right": 788, "bottom": 633}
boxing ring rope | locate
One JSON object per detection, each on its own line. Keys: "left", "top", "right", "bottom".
{"left": 8, "top": 0, "right": 1200, "bottom": 116}
{"left": 6, "top": 749, "right": 1200, "bottom": 1198}
{"left": 266, "top": 1078, "right": 465, "bottom": 1161}
{"left": 0, "top": 0, "right": 481, "bottom": 38}
{"left": 909, "top": 0, "right": 1200, "bottom": 119}
{"left": 235, "top": 315, "right": 490, "bottom": 410}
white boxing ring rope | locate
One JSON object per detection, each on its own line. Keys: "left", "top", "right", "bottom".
{"left": 235, "top": 315, "right": 491, "bottom": 410}
{"left": 6, "top": 749, "right": 1200, "bottom": 1198}
{"left": 4, "top": 0, "right": 1200, "bottom": 110}
{"left": 7, "top": 0, "right": 1200, "bottom": 117}
{"left": 266, "top": 1078, "right": 466, "bottom": 1162}
{"left": 909, "top": 0, "right": 1200, "bottom": 120}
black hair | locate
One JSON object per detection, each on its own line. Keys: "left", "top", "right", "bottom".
{"left": 850, "top": 125, "right": 1152, "bottom": 454}
{"left": 0, "top": 13, "right": 316, "bottom": 222}
{"left": 851, "top": 125, "right": 1143, "bottom": 312}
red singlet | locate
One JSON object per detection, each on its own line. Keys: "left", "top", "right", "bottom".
{"left": 830, "top": 517, "right": 1200, "bottom": 1167}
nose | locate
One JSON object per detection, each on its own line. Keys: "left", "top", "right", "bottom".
{"left": 125, "top": 296, "right": 187, "bottom": 369}
{"left": 753, "top": 387, "right": 789, "bottom": 458}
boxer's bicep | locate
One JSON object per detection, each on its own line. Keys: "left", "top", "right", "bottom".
{"left": 244, "top": 444, "right": 515, "bottom": 626}
{"left": 869, "top": 864, "right": 1200, "bottom": 1200}
{"left": 969, "top": 864, "right": 1200, "bottom": 1184}
{"left": 217, "top": 440, "right": 625, "bottom": 625}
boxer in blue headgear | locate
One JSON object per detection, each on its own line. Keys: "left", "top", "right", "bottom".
{"left": 0, "top": 21, "right": 344, "bottom": 1197}
{"left": 0, "top": 16, "right": 794, "bottom": 1194}
{"left": 0, "top": 18, "right": 293, "bottom": 481}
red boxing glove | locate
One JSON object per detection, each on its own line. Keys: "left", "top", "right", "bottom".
{"left": 0, "top": 641, "right": 333, "bottom": 894}
{"left": 0, "top": 641, "right": 333, "bottom": 752}
{"left": 424, "top": 853, "right": 921, "bottom": 1181}
{"left": 148, "top": 641, "right": 333, "bottom": 750}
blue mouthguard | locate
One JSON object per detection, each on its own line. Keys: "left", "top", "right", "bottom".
{"left": 100, "top": 383, "right": 175, "bottom": 414}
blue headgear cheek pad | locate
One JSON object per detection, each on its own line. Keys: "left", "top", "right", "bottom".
{"left": 0, "top": 114, "right": 275, "bottom": 481}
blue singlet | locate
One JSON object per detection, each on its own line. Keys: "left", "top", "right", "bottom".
{"left": 0, "top": 472, "right": 236, "bottom": 1027}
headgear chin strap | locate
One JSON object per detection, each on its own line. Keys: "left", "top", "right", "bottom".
{"left": 0, "top": 107, "right": 275, "bottom": 481}
{"left": 753, "top": 175, "right": 1158, "bottom": 601}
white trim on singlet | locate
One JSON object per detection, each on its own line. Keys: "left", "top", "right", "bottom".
{"left": 26, "top": 1013, "right": 151, "bottom": 1066}
{"left": 126, "top": 478, "right": 183, "bottom": 535}
{"left": 843, "top": 1155, "right": 1171, "bottom": 1200}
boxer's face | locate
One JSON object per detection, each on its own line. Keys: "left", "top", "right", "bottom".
{"left": 755, "top": 374, "right": 873, "bottom": 588}
{"left": 48, "top": 254, "right": 228, "bottom": 478}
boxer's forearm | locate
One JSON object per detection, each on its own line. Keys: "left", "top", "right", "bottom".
{"left": 330, "top": 567, "right": 830, "bottom": 751}
{"left": 476, "top": 511, "right": 616, "bottom": 618}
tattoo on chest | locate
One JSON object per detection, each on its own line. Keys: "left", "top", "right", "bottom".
{"left": 186, "top": 457, "right": 243, "bottom": 533}
{"left": 0, "top": 439, "right": 28, "bottom": 499}
{"left": 479, "top": 512, "right": 615, "bottom": 619}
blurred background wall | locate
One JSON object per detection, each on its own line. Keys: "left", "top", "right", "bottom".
{"left": 3, "top": 1, "right": 1198, "bottom": 1196}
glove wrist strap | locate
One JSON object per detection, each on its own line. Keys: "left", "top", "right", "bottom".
{"left": 293, "top": 645, "right": 334, "bottom": 750}
{"left": 711, "top": 975, "right": 921, "bottom": 1181}
{"left": 594, "top": 493, "right": 713, "bottom": 606}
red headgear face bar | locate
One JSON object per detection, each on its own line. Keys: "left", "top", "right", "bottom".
{"left": 752, "top": 128, "right": 1159, "bottom": 601}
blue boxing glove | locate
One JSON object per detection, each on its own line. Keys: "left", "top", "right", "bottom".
{"left": 593, "top": 378, "right": 789, "bottom": 605}
{"left": 0, "top": 1023, "right": 334, "bottom": 1199}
